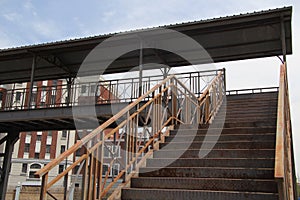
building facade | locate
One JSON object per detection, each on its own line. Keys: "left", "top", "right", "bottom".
{"left": 0, "top": 78, "right": 119, "bottom": 193}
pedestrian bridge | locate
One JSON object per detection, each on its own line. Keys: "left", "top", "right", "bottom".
{"left": 0, "top": 6, "right": 296, "bottom": 200}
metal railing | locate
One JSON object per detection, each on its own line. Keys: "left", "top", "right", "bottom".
{"left": 35, "top": 70, "right": 225, "bottom": 200}
{"left": 0, "top": 69, "right": 222, "bottom": 111}
{"left": 274, "top": 63, "right": 297, "bottom": 200}
{"left": 226, "top": 87, "right": 279, "bottom": 95}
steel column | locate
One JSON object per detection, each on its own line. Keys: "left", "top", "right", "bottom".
{"left": 27, "top": 55, "right": 37, "bottom": 109}
{"left": 139, "top": 39, "right": 143, "bottom": 97}
{"left": 280, "top": 16, "right": 287, "bottom": 63}
{"left": 0, "top": 131, "right": 19, "bottom": 200}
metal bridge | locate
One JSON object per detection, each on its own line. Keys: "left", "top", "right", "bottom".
{"left": 0, "top": 6, "right": 296, "bottom": 200}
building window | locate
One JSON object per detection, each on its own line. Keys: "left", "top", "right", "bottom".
{"left": 52, "top": 80, "right": 58, "bottom": 86}
{"left": 21, "top": 163, "right": 27, "bottom": 173}
{"left": 104, "top": 146, "right": 111, "bottom": 158}
{"left": 36, "top": 135, "right": 42, "bottom": 141}
{"left": 58, "top": 165, "right": 64, "bottom": 174}
{"left": 81, "top": 85, "right": 87, "bottom": 94}
{"left": 24, "top": 144, "right": 30, "bottom": 152}
{"left": 50, "top": 95, "right": 56, "bottom": 104}
{"left": 111, "top": 164, "right": 120, "bottom": 176}
{"left": 102, "top": 163, "right": 120, "bottom": 177}
{"left": 16, "top": 92, "right": 22, "bottom": 101}
{"left": 102, "top": 164, "right": 109, "bottom": 176}
{"left": 28, "top": 163, "right": 42, "bottom": 179}
{"left": 62, "top": 130, "right": 67, "bottom": 138}
{"left": 48, "top": 131, "right": 52, "bottom": 137}
{"left": 46, "top": 145, "right": 51, "bottom": 153}
{"left": 104, "top": 145, "right": 120, "bottom": 158}
{"left": 34, "top": 153, "right": 40, "bottom": 159}
{"left": 60, "top": 145, "right": 65, "bottom": 154}
{"left": 31, "top": 93, "right": 37, "bottom": 103}
{"left": 90, "top": 84, "right": 96, "bottom": 94}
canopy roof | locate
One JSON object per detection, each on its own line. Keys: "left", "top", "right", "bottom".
{"left": 0, "top": 6, "right": 292, "bottom": 84}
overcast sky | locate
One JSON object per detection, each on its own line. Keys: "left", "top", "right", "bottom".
{"left": 0, "top": 0, "right": 299, "bottom": 178}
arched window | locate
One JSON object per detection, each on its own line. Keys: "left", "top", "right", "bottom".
{"left": 28, "top": 163, "right": 42, "bottom": 179}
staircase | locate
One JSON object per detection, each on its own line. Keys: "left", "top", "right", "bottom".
{"left": 121, "top": 91, "right": 279, "bottom": 200}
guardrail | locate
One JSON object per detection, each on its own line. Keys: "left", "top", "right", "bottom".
{"left": 35, "top": 69, "right": 225, "bottom": 200}
{"left": 274, "top": 63, "right": 297, "bottom": 200}
{"left": 0, "top": 69, "right": 222, "bottom": 111}
{"left": 226, "top": 87, "right": 279, "bottom": 95}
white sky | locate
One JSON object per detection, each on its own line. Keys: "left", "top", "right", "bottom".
{"left": 0, "top": 0, "right": 299, "bottom": 178}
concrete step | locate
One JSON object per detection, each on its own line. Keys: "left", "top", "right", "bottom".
{"left": 146, "top": 158, "right": 275, "bottom": 168}
{"left": 213, "top": 115, "right": 277, "bottom": 123}
{"left": 121, "top": 188, "right": 278, "bottom": 200}
{"left": 226, "top": 92, "right": 278, "bottom": 100}
{"left": 159, "top": 141, "right": 275, "bottom": 150}
{"left": 226, "top": 95, "right": 278, "bottom": 103}
{"left": 153, "top": 149, "right": 275, "bottom": 158}
{"left": 223, "top": 106, "right": 277, "bottom": 112}
{"left": 153, "top": 149, "right": 275, "bottom": 159}
{"left": 130, "top": 177, "right": 278, "bottom": 193}
{"left": 198, "top": 121, "right": 276, "bottom": 128}
{"left": 216, "top": 111, "right": 277, "bottom": 118}
{"left": 174, "top": 126, "right": 276, "bottom": 134}
{"left": 225, "top": 102, "right": 278, "bottom": 108}
{"left": 225, "top": 97, "right": 278, "bottom": 102}
{"left": 165, "top": 133, "right": 276, "bottom": 143}
{"left": 139, "top": 167, "right": 274, "bottom": 179}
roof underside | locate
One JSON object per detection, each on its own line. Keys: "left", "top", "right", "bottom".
{"left": 0, "top": 7, "right": 292, "bottom": 84}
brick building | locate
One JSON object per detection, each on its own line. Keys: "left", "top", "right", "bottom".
{"left": 0, "top": 78, "right": 119, "bottom": 194}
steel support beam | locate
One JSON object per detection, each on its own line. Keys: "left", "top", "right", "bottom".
{"left": 37, "top": 54, "right": 73, "bottom": 75}
{"left": 0, "top": 131, "right": 19, "bottom": 200}
{"left": 27, "top": 55, "right": 37, "bottom": 109}
{"left": 280, "top": 16, "right": 287, "bottom": 63}
{"left": 139, "top": 39, "right": 143, "bottom": 97}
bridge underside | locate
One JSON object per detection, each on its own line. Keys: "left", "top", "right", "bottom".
{"left": 0, "top": 103, "right": 132, "bottom": 132}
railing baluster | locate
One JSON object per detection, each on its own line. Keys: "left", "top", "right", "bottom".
{"left": 82, "top": 154, "right": 89, "bottom": 200}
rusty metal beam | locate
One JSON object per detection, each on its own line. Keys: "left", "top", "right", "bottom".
{"left": 0, "top": 131, "right": 19, "bottom": 200}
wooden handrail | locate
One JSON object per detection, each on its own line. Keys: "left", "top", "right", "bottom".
{"left": 36, "top": 70, "right": 226, "bottom": 200}
{"left": 36, "top": 75, "right": 174, "bottom": 177}
{"left": 274, "top": 63, "right": 297, "bottom": 200}
{"left": 275, "top": 64, "right": 285, "bottom": 179}
{"left": 199, "top": 71, "right": 223, "bottom": 102}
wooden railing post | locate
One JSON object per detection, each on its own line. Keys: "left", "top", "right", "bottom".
{"left": 40, "top": 172, "right": 48, "bottom": 200}
{"left": 275, "top": 63, "right": 297, "bottom": 200}
{"left": 171, "top": 78, "right": 178, "bottom": 125}
{"left": 82, "top": 154, "right": 89, "bottom": 200}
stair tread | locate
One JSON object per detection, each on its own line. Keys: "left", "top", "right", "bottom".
{"left": 162, "top": 140, "right": 275, "bottom": 143}
{"left": 156, "top": 148, "right": 275, "bottom": 151}
{"left": 140, "top": 166, "right": 274, "bottom": 169}
{"left": 122, "top": 93, "right": 279, "bottom": 199}
{"left": 123, "top": 187, "right": 278, "bottom": 194}
{"left": 132, "top": 177, "right": 277, "bottom": 181}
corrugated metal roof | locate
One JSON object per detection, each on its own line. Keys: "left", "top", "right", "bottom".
{"left": 0, "top": 6, "right": 292, "bottom": 84}
{"left": 0, "top": 6, "right": 292, "bottom": 52}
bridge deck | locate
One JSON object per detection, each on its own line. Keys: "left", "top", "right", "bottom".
{"left": 0, "top": 103, "right": 129, "bottom": 132}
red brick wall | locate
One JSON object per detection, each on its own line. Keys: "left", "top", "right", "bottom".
{"left": 18, "top": 132, "right": 26, "bottom": 158}
{"left": 39, "top": 131, "right": 47, "bottom": 158}
{"left": 29, "top": 132, "right": 37, "bottom": 158}
{"left": 50, "top": 131, "right": 58, "bottom": 159}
